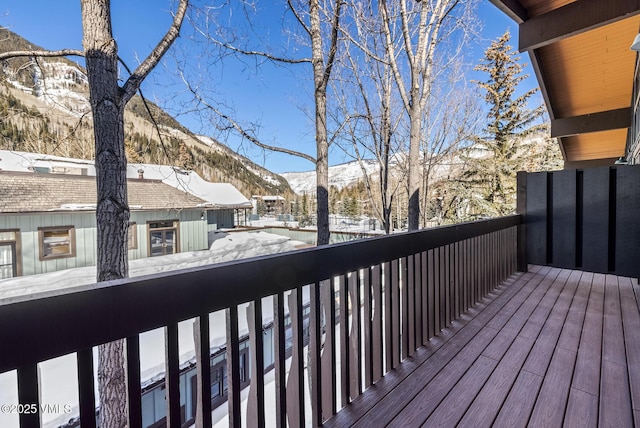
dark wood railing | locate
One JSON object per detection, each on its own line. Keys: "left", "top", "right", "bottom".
{"left": 0, "top": 215, "right": 521, "bottom": 428}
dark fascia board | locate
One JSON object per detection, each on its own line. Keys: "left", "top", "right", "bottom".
{"left": 520, "top": 0, "right": 640, "bottom": 51}
{"left": 551, "top": 108, "right": 632, "bottom": 137}
{"left": 488, "top": 0, "right": 528, "bottom": 24}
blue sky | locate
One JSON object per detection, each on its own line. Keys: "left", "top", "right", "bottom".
{"left": 1, "top": 1, "right": 535, "bottom": 174}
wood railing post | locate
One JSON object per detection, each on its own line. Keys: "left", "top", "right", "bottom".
{"left": 517, "top": 171, "right": 528, "bottom": 272}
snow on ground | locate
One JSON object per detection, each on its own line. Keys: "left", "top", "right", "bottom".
{"left": 0, "top": 231, "right": 306, "bottom": 428}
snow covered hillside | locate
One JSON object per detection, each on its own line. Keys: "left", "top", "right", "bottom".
{"left": 281, "top": 159, "right": 380, "bottom": 194}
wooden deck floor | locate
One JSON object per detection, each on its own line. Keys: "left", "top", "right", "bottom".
{"left": 325, "top": 265, "right": 640, "bottom": 427}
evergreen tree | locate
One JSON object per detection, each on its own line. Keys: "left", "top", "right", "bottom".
{"left": 459, "top": 31, "right": 549, "bottom": 218}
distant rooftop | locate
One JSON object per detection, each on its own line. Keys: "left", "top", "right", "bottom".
{"left": 0, "top": 171, "right": 208, "bottom": 213}
{"left": 0, "top": 150, "right": 252, "bottom": 209}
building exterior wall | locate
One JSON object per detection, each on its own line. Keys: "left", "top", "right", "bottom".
{"left": 0, "top": 208, "right": 209, "bottom": 277}
{"left": 206, "top": 209, "right": 235, "bottom": 230}
{"left": 629, "top": 57, "right": 640, "bottom": 165}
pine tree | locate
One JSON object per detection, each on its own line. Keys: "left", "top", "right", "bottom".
{"left": 459, "top": 31, "right": 548, "bottom": 218}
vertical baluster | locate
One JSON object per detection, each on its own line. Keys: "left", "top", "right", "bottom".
{"left": 444, "top": 245, "right": 451, "bottom": 327}
{"left": 286, "top": 288, "right": 304, "bottom": 427}
{"left": 226, "top": 307, "right": 242, "bottom": 426}
{"left": 321, "top": 279, "right": 337, "bottom": 418}
{"left": 462, "top": 240, "right": 469, "bottom": 313}
{"left": 349, "top": 271, "right": 362, "bottom": 399}
{"left": 125, "top": 337, "right": 141, "bottom": 428}
{"left": 473, "top": 238, "right": 478, "bottom": 303}
{"left": 400, "top": 257, "right": 409, "bottom": 360}
{"left": 310, "top": 282, "right": 322, "bottom": 426}
{"left": 363, "top": 267, "right": 373, "bottom": 388}
{"left": 165, "top": 323, "right": 181, "bottom": 428}
{"left": 391, "top": 259, "right": 401, "bottom": 368}
{"left": 427, "top": 250, "right": 435, "bottom": 340}
{"left": 439, "top": 246, "right": 446, "bottom": 331}
{"left": 371, "top": 264, "right": 383, "bottom": 382}
{"left": 193, "top": 315, "right": 212, "bottom": 428}
{"left": 414, "top": 253, "right": 422, "bottom": 351}
{"left": 453, "top": 242, "right": 459, "bottom": 320}
{"left": 77, "top": 348, "right": 96, "bottom": 428}
{"left": 273, "top": 293, "right": 287, "bottom": 427}
{"left": 407, "top": 255, "right": 415, "bottom": 356}
{"left": 247, "top": 300, "right": 265, "bottom": 428}
{"left": 17, "top": 364, "right": 40, "bottom": 428}
{"left": 453, "top": 242, "right": 462, "bottom": 318}
{"left": 421, "top": 251, "right": 429, "bottom": 346}
{"left": 339, "top": 275, "right": 350, "bottom": 407}
{"left": 383, "top": 261, "right": 393, "bottom": 374}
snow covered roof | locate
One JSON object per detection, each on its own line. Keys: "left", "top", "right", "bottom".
{"left": 0, "top": 171, "right": 208, "bottom": 213}
{"left": 0, "top": 150, "right": 252, "bottom": 209}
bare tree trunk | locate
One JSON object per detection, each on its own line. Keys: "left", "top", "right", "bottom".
{"left": 312, "top": 29, "right": 330, "bottom": 245}
{"left": 311, "top": 0, "right": 340, "bottom": 246}
{"left": 81, "top": 2, "right": 129, "bottom": 426}
{"left": 3, "top": 2, "right": 188, "bottom": 426}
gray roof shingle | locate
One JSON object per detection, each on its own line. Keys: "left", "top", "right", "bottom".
{"left": 0, "top": 171, "right": 209, "bottom": 213}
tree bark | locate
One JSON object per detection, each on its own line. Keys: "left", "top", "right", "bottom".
{"left": 81, "top": 1, "right": 129, "bottom": 427}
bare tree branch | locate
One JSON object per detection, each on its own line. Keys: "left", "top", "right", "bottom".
{"left": 0, "top": 49, "right": 84, "bottom": 61}
{"left": 181, "top": 73, "right": 317, "bottom": 164}
{"left": 119, "top": 0, "right": 189, "bottom": 106}
{"left": 287, "top": 0, "right": 312, "bottom": 36}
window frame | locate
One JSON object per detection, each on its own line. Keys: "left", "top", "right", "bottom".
{"left": 128, "top": 222, "right": 138, "bottom": 250}
{"left": 38, "top": 226, "right": 76, "bottom": 261}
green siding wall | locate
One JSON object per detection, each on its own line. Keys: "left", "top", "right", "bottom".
{"left": 0, "top": 208, "right": 208, "bottom": 277}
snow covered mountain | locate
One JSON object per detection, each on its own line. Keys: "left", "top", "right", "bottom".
{"left": 0, "top": 28, "right": 289, "bottom": 197}
{"left": 281, "top": 159, "right": 381, "bottom": 194}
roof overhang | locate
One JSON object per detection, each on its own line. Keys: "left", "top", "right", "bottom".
{"left": 489, "top": 0, "right": 640, "bottom": 165}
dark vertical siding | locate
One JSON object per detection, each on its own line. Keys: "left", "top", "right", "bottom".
{"left": 582, "top": 167, "right": 610, "bottom": 273}
{"left": 551, "top": 170, "right": 577, "bottom": 268}
{"left": 527, "top": 172, "right": 548, "bottom": 265}
{"left": 615, "top": 167, "right": 640, "bottom": 278}
{"left": 524, "top": 166, "right": 639, "bottom": 279}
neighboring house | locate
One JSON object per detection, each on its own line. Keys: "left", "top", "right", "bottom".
{"left": 251, "top": 195, "right": 286, "bottom": 215}
{"left": 0, "top": 150, "right": 254, "bottom": 279}
{"left": 0, "top": 171, "right": 211, "bottom": 279}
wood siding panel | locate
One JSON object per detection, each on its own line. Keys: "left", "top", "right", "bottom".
{"left": 526, "top": 172, "right": 548, "bottom": 265}
{"left": 581, "top": 167, "right": 609, "bottom": 273}
{"left": 551, "top": 170, "right": 576, "bottom": 268}
{"left": 615, "top": 166, "right": 640, "bottom": 278}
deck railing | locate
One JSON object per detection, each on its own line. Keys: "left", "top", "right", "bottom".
{"left": 0, "top": 215, "right": 521, "bottom": 427}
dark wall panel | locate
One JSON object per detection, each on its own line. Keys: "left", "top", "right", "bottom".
{"left": 526, "top": 172, "right": 548, "bottom": 265}
{"left": 551, "top": 170, "right": 576, "bottom": 268}
{"left": 581, "top": 167, "right": 609, "bottom": 273}
{"left": 615, "top": 167, "right": 640, "bottom": 279}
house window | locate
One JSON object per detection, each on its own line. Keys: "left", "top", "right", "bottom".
{"left": 128, "top": 222, "right": 138, "bottom": 250}
{"left": 39, "top": 226, "right": 75, "bottom": 260}
{"left": 0, "top": 230, "right": 20, "bottom": 279}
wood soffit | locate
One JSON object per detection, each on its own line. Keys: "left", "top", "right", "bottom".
{"left": 489, "top": 0, "right": 640, "bottom": 163}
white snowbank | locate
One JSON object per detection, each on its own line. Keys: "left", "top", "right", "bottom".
{"left": 0, "top": 231, "right": 306, "bottom": 428}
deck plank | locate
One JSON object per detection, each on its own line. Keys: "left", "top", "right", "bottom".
{"left": 521, "top": 269, "right": 580, "bottom": 376}
{"left": 618, "top": 276, "right": 640, "bottom": 415}
{"left": 599, "top": 275, "right": 634, "bottom": 427}
{"left": 571, "top": 273, "right": 604, "bottom": 395}
{"left": 458, "top": 334, "right": 534, "bottom": 426}
{"left": 564, "top": 388, "right": 598, "bottom": 428}
{"left": 325, "top": 271, "right": 531, "bottom": 428}
{"left": 325, "top": 267, "right": 640, "bottom": 428}
{"left": 493, "top": 369, "right": 543, "bottom": 428}
{"left": 529, "top": 347, "right": 577, "bottom": 427}
{"left": 421, "top": 356, "right": 499, "bottom": 427}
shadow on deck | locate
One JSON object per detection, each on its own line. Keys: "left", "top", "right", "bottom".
{"left": 326, "top": 265, "right": 640, "bottom": 427}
